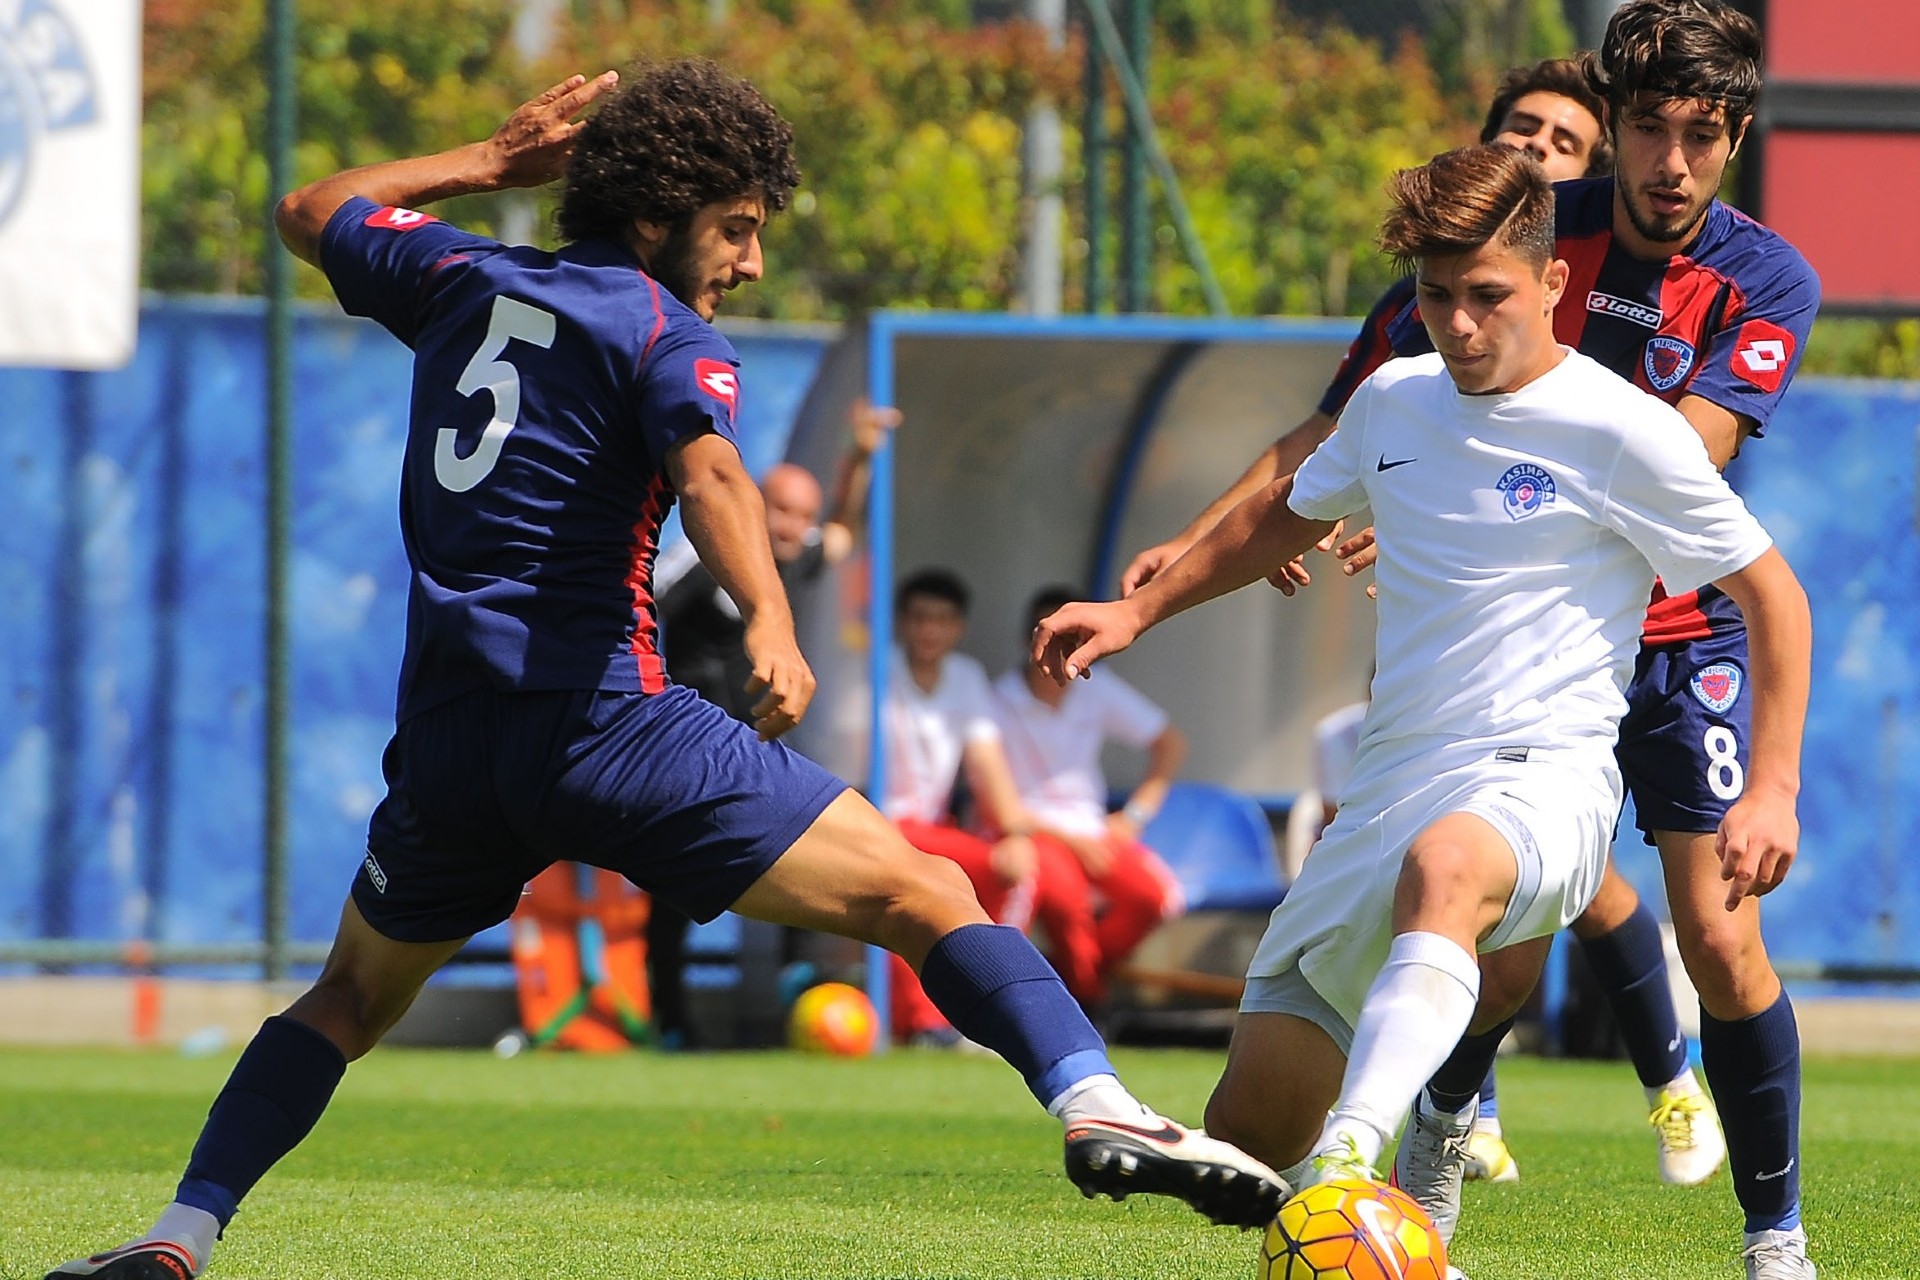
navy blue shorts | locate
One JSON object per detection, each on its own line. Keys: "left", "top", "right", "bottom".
{"left": 354, "top": 686, "right": 846, "bottom": 943}
{"left": 1617, "top": 629, "right": 1750, "bottom": 842}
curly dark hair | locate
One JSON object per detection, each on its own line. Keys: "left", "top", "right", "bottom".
{"left": 1480, "top": 56, "right": 1614, "bottom": 177}
{"left": 1588, "top": 0, "right": 1763, "bottom": 144}
{"left": 557, "top": 59, "right": 801, "bottom": 243}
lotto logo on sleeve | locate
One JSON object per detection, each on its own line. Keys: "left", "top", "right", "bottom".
{"left": 1731, "top": 319, "right": 1796, "bottom": 393}
{"left": 364, "top": 206, "right": 440, "bottom": 232}
{"left": 694, "top": 358, "right": 739, "bottom": 417}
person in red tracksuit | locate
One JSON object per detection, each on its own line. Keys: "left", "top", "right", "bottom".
{"left": 879, "top": 568, "right": 1044, "bottom": 1043}
{"left": 992, "top": 586, "right": 1188, "bottom": 1011}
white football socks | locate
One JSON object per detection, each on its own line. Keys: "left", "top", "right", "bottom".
{"left": 1048, "top": 1073, "right": 1150, "bottom": 1125}
{"left": 146, "top": 1203, "right": 220, "bottom": 1275}
{"left": 1317, "top": 931, "right": 1481, "bottom": 1171}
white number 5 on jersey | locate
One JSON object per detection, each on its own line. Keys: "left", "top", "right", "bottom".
{"left": 435, "top": 295, "right": 557, "bottom": 493}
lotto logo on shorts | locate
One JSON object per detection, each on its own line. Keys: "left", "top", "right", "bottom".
{"left": 694, "top": 358, "right": 739, "bottom": 417}
{"left": 362, "top": 852, "right": 389, "bottom": 893}
{"left": 1731, "top": 319, "right": 1795, "bottom": 394}
{"left": 1690, "top": 662, "right": 1743, "bottom": 714}
{"left": 365, "top": 206, "right": 440, "bottom": 232}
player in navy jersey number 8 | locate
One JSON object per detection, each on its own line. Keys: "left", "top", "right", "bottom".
{"left": 44, "top": 61, "right": 1286, "bottom": 1280}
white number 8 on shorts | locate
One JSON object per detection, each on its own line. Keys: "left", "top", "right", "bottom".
{"left": 1703, "top": 725, "right": 1744, "bottom": 801}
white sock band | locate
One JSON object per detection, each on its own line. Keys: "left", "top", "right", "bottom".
{"left": 1320, "top": 931, "right": 1481, "bottom": 1168}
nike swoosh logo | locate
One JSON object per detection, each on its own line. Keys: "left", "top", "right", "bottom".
{"left": 1667, "top": 1035, "right": 1683, "bottom": 1053}
{"left": 1754, "top": 1158, "right": 1796, "bottom": 1181}
{"left": 1071, "top": 1117, "right": 1184, "bottom": 1144}
{"left": 1376, "top": 454, "right": 1417, "bottom": 471}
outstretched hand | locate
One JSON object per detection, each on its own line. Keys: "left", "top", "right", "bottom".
{"left": 484, "top": 72, "right": 620, "bottom": 191}
{"left": 1031, "top": 599, "right": 1144, "bottom": 684}
{"left": 1716, "top": 790, "right": 1799, "bottom": 912}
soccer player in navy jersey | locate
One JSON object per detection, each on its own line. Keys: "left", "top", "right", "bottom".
{"left": 45, "top": 61, "right": 1284, "bottom": 1280}
{"left": 1124, "top": 5, "right": 1822, "bottom": 1276}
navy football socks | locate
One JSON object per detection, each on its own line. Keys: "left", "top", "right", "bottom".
{"left": 918, "top": 923, "right": 1114, "bottom": 1107}
{"left": 1579, "top": 902, "right": 1689, "bottom": 1089}
{"left": 1700, "top": 991, "right": 1803, "bottom": 1233}
{"left": 174, "top": 1015, "right": 348, "bottom": 1227}
{"left": 1424, "top": 1016, "right": 1514, "bottom": 1116}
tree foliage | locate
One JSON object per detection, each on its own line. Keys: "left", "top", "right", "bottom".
{"left": 137, "top": 0, "right": 1920, "bottom": 378}
{"left": 141, "top": 0, "right": 1478, "bottom": 317}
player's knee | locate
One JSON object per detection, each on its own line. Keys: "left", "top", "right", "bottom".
{"left": 873, "top": 847, "right": 986, "bottom": 943}
{"left": 296, "top": 965, "right": 419, "bottom": 1060}
{"left": 1674, "top": 916, "right": 1773, "bottom": 1013}
{"left": 1399, "top": 837, "right": 1483, "bottom": 906}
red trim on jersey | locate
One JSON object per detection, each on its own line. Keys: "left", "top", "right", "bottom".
{"left": 626, "top": 474, "right": 673, "bottom": 694}
{"left": 1552, "top": 230, "right": 1610, "bottom": 351}
{"left": 1320, "top": 298, "right": 1400, "bottom": 415}
{"left": 637, "top": 274, "right": 667, "bottom": 369}
{"left": 1641, "top": 582, "right": 1715, "bottom": 646}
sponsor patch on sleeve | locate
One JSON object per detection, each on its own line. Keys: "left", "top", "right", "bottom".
{"left": 694, "top": 357, "right": 739, "bottom": 418}
{"left": 1730, "top": 318, "right": 1795, "bottom": 393}
{"left": 364, "top": 206, "right": 440, "bottom": 233}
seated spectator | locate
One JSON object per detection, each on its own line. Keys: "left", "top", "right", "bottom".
{"left": 881, "top": 568, "right": 1041, "bottom": 1043}
{"left": 992, "top": 586, "right": 1186, "bottom": 1009}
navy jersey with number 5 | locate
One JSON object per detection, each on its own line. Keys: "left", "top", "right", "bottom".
{"left": 1327, "top": 175, "right": 1819, "bottom": 647}
{"left": 320, "top": 197, "right": 744, "bottom": 721}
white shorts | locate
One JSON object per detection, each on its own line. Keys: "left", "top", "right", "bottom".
{"left": 1242, "top": 745, "right": 1617, "bottom": 1037}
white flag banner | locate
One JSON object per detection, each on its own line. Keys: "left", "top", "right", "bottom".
{"left": 0, "top": 0, "right": 140, "bottom": 370}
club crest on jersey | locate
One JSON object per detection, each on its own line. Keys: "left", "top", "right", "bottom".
{"left": 1644, "top": 336, "right": 1696, "bottom": 392}
{"left": 1496, "top": 463, "right": 1555, "bottom": 521}
{"left": 694, "top": 358, "right": 739, "bottom": 417}
{"left": 1690, "top": 662, "right": 1743, "bottom": 714}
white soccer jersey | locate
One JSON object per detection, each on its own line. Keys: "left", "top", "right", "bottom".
{"left": 1289, "top": 349, "right": 1773, "bottom": 785}
{"left": 881, "top": 648, "right": 1001, "bottom": 823}
{"left": 991, "top": 668, "right": 1170, "bottom": 837}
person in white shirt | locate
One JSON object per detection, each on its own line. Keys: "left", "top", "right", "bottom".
{"left": 882, "top": 568, "right": 1042, "bottom": 1042}
{"left": 1031, "top": 144, "right": 1810, "bottom": 1256}
{"left": 993, "top": 586, "right": 1187, "bottom": 1008}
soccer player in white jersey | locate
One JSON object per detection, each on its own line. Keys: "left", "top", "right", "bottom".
{"left": 1032, "top": 143, "right": 1812, "bottom": 1266}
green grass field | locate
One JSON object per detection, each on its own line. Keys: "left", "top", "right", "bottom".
{"left": 5, "top": 1046, "right": 1913, "bottom": 1279}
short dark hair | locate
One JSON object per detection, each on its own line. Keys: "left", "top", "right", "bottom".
{"left": 1480, "top": 56, "right": 1614, "bottom": 177}
{"left": 1024, "top": 584, "right": 1079, "bottom": 631}
{"left": 1589, "top": 0, "right": 1762, "bottom": 144}
{"left": 896, "top": 568, "right": 970, "bottom": 616}
{"left": 557, "top": 59, "right": 801, "bottom": 243}
{"left": 1379, "top": 144, "right": 1557, "bottom": 272}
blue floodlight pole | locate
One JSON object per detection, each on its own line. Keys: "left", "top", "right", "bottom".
{"left": 263, "top": 0, "right": 296, "bottom": 982}
{"left": 863, "top": 317, "right": 897, "bottom": 1049}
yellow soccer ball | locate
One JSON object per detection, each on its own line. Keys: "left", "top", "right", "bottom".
{"left": 1258, "top": 1178, "right": 1449, "bottom": 1280}
{"left": 787, "top": 981, "right": 879, "bottom": 1057}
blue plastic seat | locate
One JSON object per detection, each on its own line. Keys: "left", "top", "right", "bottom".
{"left": 1139, "top": 781, "right": 1287, "bottom": 913}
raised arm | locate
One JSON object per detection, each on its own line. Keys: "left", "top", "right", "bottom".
{"left": 668, "top": 432, "right": 814, "bottom": 740}
{"left": 274, "top": 72, "right": 618, "bottom": 268}
{"left": 820, "top": 398, "right": 902, "bottom": 564}
{"left": 1707, "top": 546, "right": 1811, "bottom": 909}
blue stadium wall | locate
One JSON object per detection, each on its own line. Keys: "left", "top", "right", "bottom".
{"left": 2, "top": 299, "right": 1918, "bottom": 981}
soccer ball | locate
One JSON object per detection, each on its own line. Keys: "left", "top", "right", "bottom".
{"left": 1258, "top": 1178, "right": 1449, "bottom": 1280}
{"left": 787, "top": 982, "right": 878, "bottom": 1057}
